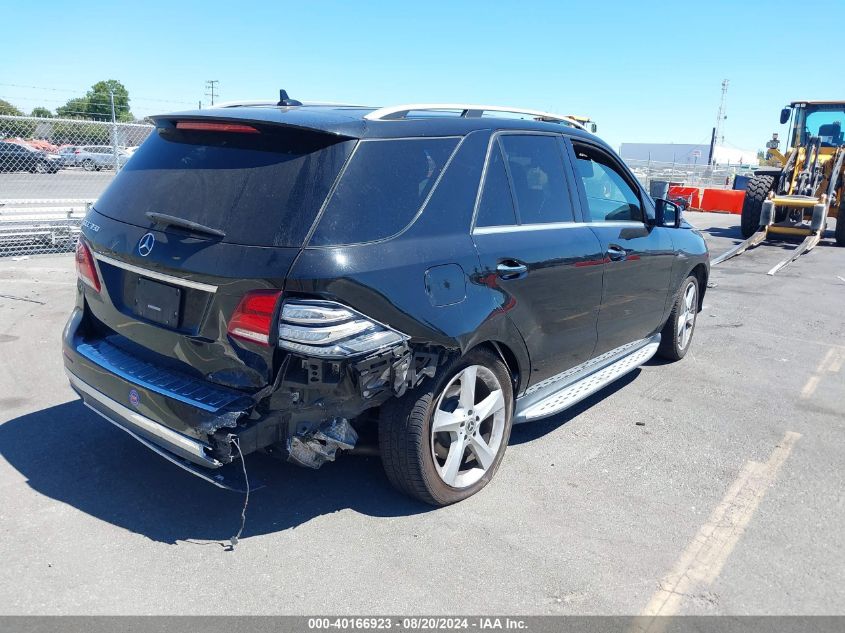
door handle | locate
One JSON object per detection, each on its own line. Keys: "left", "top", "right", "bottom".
{"left": 607, "top": 244, "right": 627, "bottom": 261}
{"left": 496, "top": 260, "right": 528, "bottom": 279}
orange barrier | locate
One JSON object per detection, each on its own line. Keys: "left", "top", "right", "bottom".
{"left": 667, "top": 186, "right": 701, "bottom": 209}
{"left": 700, "top": 189, "right": 745, "bottom": 215}
{"left": 667, "top": 186, "right": 746, "bottom": 214}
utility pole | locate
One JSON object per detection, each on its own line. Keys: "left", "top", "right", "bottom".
{"left": 205, "top": 80, "right": 219, "bottom": 106}
{"left": 711, "top": 79, "right": 729, "bottom": 165}
{"left": 109, "top": 88, "right": 120, "bottom": 173}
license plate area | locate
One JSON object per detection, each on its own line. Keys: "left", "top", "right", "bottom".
{"left": 133, "top": 277, "right": 181, "bottom": 327}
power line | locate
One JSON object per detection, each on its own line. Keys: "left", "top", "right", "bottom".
{"left": 0, "top": 82, "right": 196, "bottom": 106}
{"left": 205, "top": 80, "right": 219, "bottom": 106}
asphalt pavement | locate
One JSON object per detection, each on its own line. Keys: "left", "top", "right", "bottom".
{"left": 0, "top": 169, "right": 114, "bottom": 201}
{"left": 0, "top": 211, "right": 843, "bottom": 615}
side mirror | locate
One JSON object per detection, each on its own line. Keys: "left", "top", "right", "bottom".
{"left": 780, "top": 107, "right": 791, "bottom": 125}
{"left": 589, "top": 123, "right": 598, "bottom": 133}
{"left": 654, "top": 198, "right": 682, "bottom": 228}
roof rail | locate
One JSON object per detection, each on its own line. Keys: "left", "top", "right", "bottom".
{"left": 363, "top": 103, "right": 587, "bottom": 130}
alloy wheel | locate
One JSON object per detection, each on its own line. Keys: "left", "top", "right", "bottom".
{"left": 430, "top": 365, "right": 506, "bottom": 489}
{"left": 677, "top": 282, "right": 697, "bottom": 350}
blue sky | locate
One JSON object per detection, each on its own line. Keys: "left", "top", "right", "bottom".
{"left": 2, "top": 0, "right": 842, "bottom": 152}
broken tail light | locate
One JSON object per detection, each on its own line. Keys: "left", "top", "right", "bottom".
{"left": 227, "top": 290, "right": 283, "bottom": 346}
{"left": 75, "top": 239, "right": 101, "bottom": 293}
{"left": 277, "top": 300, "right": 408, "bottom": 358}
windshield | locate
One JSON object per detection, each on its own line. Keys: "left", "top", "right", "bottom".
{"left": 796, "top": 106, "right": 845, "bottom": 147}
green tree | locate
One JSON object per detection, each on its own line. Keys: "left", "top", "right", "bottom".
{"left": 30, "top": 106, "right": 53, "bottom": 118}
{"left": 0, "top": 99, "right": 23, "bottom": 116}
{"left": 56, "top": 97, "right": 90, "bottom": 119}
{"left": 55, "top": 80, "right": 134, "bottom": 121}
{"left": 85, "top": 79, "right": 133, "bottom": 122}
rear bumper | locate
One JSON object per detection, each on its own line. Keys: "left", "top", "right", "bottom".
{"left": 65, "top": 369, "right": 254, "bottom": 491}
{"left": 66, "top": 369, "right": 221, "bottom": 469}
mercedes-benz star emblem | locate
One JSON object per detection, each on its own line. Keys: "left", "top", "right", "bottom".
{"left": 138, "top": 232, "right": 155, "bottom": 257}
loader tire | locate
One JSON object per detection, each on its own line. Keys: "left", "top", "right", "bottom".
{"left": 741, "top": 175, "right": 775, "bottom": 238}
{"left": 835, "top": 204, "right": 845, "bottom": 247}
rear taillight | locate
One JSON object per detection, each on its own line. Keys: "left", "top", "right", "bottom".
{"left": 73, "top": 150, "right": 80, "bottom": 154}
{"left": 227, "top": 290, "right": 283, "bottom": 346}
{"left": 75, "top": 239, "right": 101, "bottom": 293}
{"left": 277, "top": 300, "right": 408, "bottom": 358}
{"left": 176, "top": 121, "right": 259, "bottom": 134}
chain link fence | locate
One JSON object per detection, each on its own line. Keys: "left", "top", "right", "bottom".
{"left": 625, "top": 158, "right": 756, "bottom": 192}
{"left": 0, "top": 114, "right": 153, "bottom": 257}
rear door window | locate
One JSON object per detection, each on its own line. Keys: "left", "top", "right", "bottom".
{"left": 475, "top": 143, "right": 517, "bottom": 227}
{"left": 309, "top": 137, "right": 459, "bottom": 246}
{"left": 93, "top": 125, "right": 355, "bottom": 247}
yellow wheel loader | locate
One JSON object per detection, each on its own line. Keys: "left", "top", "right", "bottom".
{"left": 713, "top": 100, "right": 845, "bottom": 274}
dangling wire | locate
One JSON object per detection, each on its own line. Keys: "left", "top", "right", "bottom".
{"left": 228, "top": 436, "right": 249, "bottom": 549}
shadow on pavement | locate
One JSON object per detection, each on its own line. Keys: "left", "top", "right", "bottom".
{"left": 509, "top": 369, "right": 640, "bottom": 445}
{"left": 0, "top": 400, "right": 429, "bottom": 545}
{"left": 2, "top": 365, "right": 650, "bottom": 544}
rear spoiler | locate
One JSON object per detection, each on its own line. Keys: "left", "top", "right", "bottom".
{"left": 151, "top": 109, "right": 362, "bottom": 140}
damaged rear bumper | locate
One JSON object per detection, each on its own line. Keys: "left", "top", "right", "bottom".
{"left": 66, "top": 369, "right": 257, "bottom": 492}
{"left": 62, "top": 306, "right": 445, "bottom": 488}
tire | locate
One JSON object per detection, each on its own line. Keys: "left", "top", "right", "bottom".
{"left": 81, "top": 159, "right": 95, "bottom": 171}
{"left": 657, "top": 275, "right": 700, "bottom": 362}
{"left": 740, "top": 175, "right": 775, "bottom": 238}
{"left": 379, "top": 348, "right": 513, "bottom": 506}
{"left": 835, "top": 205, "right": 845, "bottom": 247}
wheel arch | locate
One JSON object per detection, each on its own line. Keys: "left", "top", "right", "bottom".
{"left": 465, "top": 340, "right": 527, "bottom": 398}
{"left": 690, "top": 263, "right": 708, "bottom": 311}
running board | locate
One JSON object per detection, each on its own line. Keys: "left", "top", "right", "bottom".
{"left": 514, "top": 337, "right": 660, "bottom": 423}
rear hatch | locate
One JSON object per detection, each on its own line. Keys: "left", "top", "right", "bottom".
{"left": 77, "top": 117, "right": 356, "bottom": 392}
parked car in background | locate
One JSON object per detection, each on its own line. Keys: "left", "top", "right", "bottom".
{"left": 75, "top": 145, "right": 131, "bottom": 171}
{"left": 57, "top": 145, "right": 80, "bottom": 167}
{"left": 65, "top": 100, "right": 709, "bottom": 505}
{"left": 0, "top": 141, "right": 61, "bottom": 173}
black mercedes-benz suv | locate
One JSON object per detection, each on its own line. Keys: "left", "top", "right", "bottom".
{"left": 63, "top": 98, "right": 709, "bottom": 505}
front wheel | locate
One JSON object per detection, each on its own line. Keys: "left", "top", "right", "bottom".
{"left": 379, "top": 348, "right": 513, "bottom": 506}
{"left": 657, "top": 275, "right": 700, "bottom": 361}
{"left": 740, "top": 175, "right": 775, "bottom": 238}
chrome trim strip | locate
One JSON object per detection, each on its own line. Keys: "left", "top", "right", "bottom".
{"left": 66, "top": 370, "right": 221, "bottom": 467}
{"left": 93, "top": 253, "right": 218, "bottom": 293}
{"left": 473, "top": 220, "right": 645, "bottom": 235}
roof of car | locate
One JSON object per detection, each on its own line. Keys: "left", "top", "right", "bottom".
{"left": 152, "top": 104, "right": 606, "bottom": 145}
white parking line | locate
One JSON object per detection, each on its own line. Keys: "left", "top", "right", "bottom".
{"left": 634, "top": 431, "right": 801, "bottom": 629}
{"left": 800, "top": 348, "right": 844, "bottom": 400}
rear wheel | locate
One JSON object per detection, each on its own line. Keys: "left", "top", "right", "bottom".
{"left": 835, "top": 205, "right": 845, "bottom": 246}
{"left": 658, "top": 275, "right": 699, "bottom": 361}
{"left": 379, "top": 348, "right": 513, "bottom": 506}
{"left": 81, "top": 158, "right": 95, "bottom": 171}
{"left": 741, "top": 175, "right": 775, "bottom": 238}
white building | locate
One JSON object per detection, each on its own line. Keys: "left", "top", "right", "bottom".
{"left": 619, "top": 142, "right": 758, "bottom": 166}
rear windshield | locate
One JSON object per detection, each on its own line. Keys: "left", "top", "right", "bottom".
{"left": 309, "top": 137, "right": 459, "bottom": 246}
{"left": 93, "top": 124, "right": 355, "bottom": 247}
